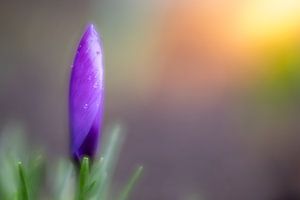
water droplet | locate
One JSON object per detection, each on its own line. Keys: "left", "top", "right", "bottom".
{"left": 96, "top": 51, "right": 100, "bottom": 55}
{"left": 83, "top": 104, "right": 88, "bottom": 110}
{"left": 93, "top": 82, "right": 98, "bottom": 89}
{"left": 88, "top": 75, "right": 92, "bottom": 81}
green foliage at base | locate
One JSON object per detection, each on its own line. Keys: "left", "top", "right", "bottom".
{"left": 0, "top": 123, "right": 143, "bottom": 200}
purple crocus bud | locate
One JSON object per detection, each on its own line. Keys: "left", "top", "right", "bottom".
{"left": 69, "top": 24, "right": 104, "bottom": 162}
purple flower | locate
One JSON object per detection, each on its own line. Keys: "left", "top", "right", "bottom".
{"left": 69, "top": 24, "right": 104, "bottom": 162}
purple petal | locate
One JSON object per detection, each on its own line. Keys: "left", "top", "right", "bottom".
{"left": 69, "top": 24, "right": 104, "bottom": 160}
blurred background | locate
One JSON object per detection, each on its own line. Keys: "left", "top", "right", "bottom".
{"left": 1, "top": 0, "right": 300, "bottom": 199}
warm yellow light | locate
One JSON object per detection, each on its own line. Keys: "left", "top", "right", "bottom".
{"left": 236, "top": 0, "right": 300, "bottom": 46}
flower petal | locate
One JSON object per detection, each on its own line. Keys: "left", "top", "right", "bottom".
{"left": 69, "top": 24, "right": 104, "bottom": 158}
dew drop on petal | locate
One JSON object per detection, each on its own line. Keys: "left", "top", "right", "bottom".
{"left": 83, "top": 103, "right": 88, "bottom": 110}
{"left": 93, "top": 82, "right": 98, "bottom": 89}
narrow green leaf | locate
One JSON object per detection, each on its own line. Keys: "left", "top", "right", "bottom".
{"left": 54, "top": 160, "right": 74, "bottom": 200}
{"left": 118, "top": 166, "right": 143, "bottom": 200}
{"left": 77, "top": 157, "right": 90, "bottom": 200}
{"left": 28, "top": 155, "right": 45, "bottom": 200}
{"left": 95, "top": 124, "right": 124, "bottom": 200}
{"left": 18, "top": 162, "right": 29, "bottom": 200}
{"left": 86, "top": 181, "right": 96, "bottom": 197}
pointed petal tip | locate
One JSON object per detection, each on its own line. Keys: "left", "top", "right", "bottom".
{"left": 81, "top": 23, "right": 103, "bottom": 49}
{"left": 84, "top": 23, "right": 98, "bottom": 37}
{"left": 86, "top": 23, "right": 95, "bottom": 31}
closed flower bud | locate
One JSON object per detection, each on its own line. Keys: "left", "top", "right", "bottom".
{"left": 69, "top": 24, "right": 104, "bottom": 162}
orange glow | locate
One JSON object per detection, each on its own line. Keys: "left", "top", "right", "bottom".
{"left": 235, "top": 0, "right": 300, "bottom": 47}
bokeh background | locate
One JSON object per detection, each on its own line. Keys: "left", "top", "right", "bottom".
{"left": 1, "top": 0, "right": 300, "bottom": 199}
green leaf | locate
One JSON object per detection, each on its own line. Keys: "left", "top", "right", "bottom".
{"left": 118, "top": 166, "right": 143, "bottom": 200}
{"left": 94, "top": 124, "right": 125, "bottom": 200}
{"left": 53, "top": 160, "right": 74, "bottom": 200}
{"left": 17, "top": 162, "right": 29, "bottom": 200}
{"left": 77, "top": 157, "right": 90, "bottom": 200}
{"left": 28, "top": 155, "right": 45, "bottom": 200}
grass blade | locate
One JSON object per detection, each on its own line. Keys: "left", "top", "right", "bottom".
{"left": 53, "top": 160, "right": 74, "bottom": 200}
{"left": 118, "top": 166, "right": 143, "bottom": 200}
{"left": 17, "top": 162, "right": 29, "bottom": 200}
{"left": 94, "top": 124, "right": 124, "bottom": 200}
